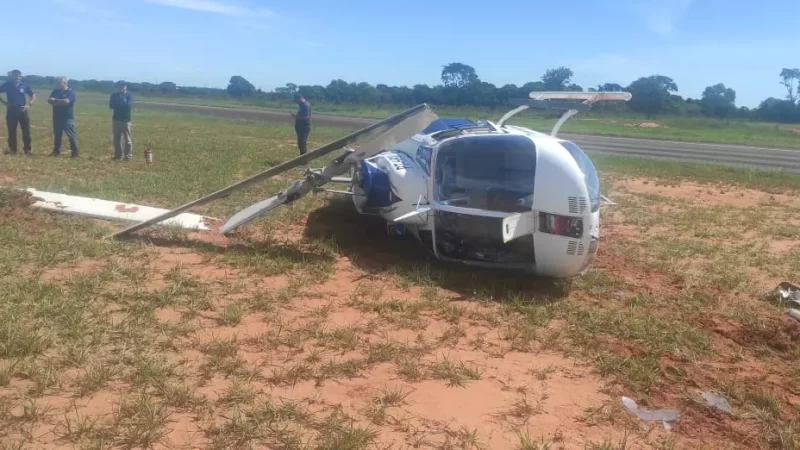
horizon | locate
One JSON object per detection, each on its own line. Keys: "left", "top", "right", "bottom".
{"left": 9, "top": 0, "right": 800, "bottom": 109}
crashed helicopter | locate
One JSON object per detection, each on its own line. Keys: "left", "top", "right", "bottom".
{"left": 107, "top": 90, "right": 631, "bottom": 278}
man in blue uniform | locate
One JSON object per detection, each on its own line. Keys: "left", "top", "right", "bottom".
{"left": 109, "top": 81, "right": 134, "bottom": 160}
{"left": 47, "top": 77, "right": 79, "bottom": 157}
{"left": 0, "top": 70, "right": 36, "bottom": 155}
{"left": 290, "top": 94, "right": 311, "bottom": 155}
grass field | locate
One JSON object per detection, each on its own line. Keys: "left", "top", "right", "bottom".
{"left": 1, "top": 104, "right": 799, "bottom": 449}
{"left": 71, "top": 90, "right": 800, "bottom": 150}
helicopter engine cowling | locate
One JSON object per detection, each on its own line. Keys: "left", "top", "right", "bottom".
{"left": 352, "top": 150, "right": 427, "bottom": 224}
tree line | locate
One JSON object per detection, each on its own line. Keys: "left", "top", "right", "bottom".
{"left": 4, "top": 63, "right": 799, "bottom": 123}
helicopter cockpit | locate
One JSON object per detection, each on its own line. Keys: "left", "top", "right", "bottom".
{"left": 430, "top": 133, "right": 538, "bottom": 266}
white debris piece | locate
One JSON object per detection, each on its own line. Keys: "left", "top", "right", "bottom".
{"left": 25, "top": 188, "right": 218, "bottom": 231}
{"left": 702, "top": 390, "right": 732, "bottom": 414}
{"left": 621, "top": 396, "right": 680, "bottom": 430}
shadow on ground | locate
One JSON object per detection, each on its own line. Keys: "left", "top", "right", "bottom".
{"left": 117, "top": 229, "right": 337, "bottom": 269}
{"left": 302, "top": 198, "right": 572, "bottom": 303}
{"left": 112, "top": 196, "right": 571, "bottom": 304}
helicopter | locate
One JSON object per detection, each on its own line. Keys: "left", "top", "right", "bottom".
{"left": 112, "top": 90, "right": 632, "bottom": 278}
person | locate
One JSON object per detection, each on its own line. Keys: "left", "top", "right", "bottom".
{"left": 109, "top": 81, "right": 134, "bottom": 160}
{"left": 0, "top": 70, "right": 36, "bottom": 155}
{"left": 290, "top": 94, "right": 311, "bottom": 155}
{"left": 47, "top": 77, "right": 79, "bottom": 157}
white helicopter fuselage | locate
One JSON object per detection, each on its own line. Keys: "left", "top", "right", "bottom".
{"left": 348, "top": 119, "right": 602, "bottom": 278}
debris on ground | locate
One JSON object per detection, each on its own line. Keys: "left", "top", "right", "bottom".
{"left": 761, "top": 282, "right": 800, "bottom": 322}
{"left": 701, "top": 391, "right": 732, "bottom": 414}
{"left": 24, "top": 188, "right": 218, "bottom": 231}
{"left": 621, "top": 396, "right": 680, "bottom": 430}
{"left": 760, "top": 281, "right": 800, "bottom": 308}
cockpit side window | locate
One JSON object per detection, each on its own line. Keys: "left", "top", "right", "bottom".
{"left": 433, "top": 135, "right": 537, "bottom": 213}
{"left": 560, "top": 141, "right": 600, "bottom": 212}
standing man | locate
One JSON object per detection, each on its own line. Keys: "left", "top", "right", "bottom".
{"left": 0, "top": 70, "right": 36, "bottom": 155}
{"left": 290, "top": 93, "right": 311, "bottom": 155}
{"left": 47, "top": 77, "right": 79, "bottom": 158}
{"left": 109, "top": 81, "right": 133, "bottom": 160}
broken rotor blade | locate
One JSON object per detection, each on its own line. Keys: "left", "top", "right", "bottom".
{"left": 220, "top": 105, "right": 439, "bottom": 234}
{"left": 110, "top": 103, "right": 433, "bottom": 239}
{"left": 220, "top": 183, "right": 300, "bottom": 234}
{"left": 319, "top": 104, "right": 439, "bottom": 179}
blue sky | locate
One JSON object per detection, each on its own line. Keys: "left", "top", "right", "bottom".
{"left": 8, "top": 0, "right": 799, "bottom": 108}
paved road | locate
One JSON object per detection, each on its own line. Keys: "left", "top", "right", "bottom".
{"left": 129, "top": 100, "right": 800, "bottom": 173}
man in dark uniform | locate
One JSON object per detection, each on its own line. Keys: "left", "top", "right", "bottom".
{"left": 290, "top": 93, "right": 311, "bottom": 155}
{"left": 47, "top": 77, "right": 79, "bottom": 158}
{"left": 109, "top": 81, "right": 134, "bottom": 160}
{"left": 0, "top": 70, "right": 36, "bottom": 155}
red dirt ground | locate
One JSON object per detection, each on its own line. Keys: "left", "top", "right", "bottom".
{"left": 3, "top": 178, "right": 800, "bottom": 449}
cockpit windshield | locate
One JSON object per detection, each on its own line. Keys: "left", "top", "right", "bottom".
{"left": 433, "top": 134, "right": 537, "bottom": 213}
{"left": 560, "top": 141, "right": 600, "bottom": 212}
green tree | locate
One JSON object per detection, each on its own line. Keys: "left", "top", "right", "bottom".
{"left": 541, "top": 66, "right": 573, "bottom": 91}
{"left": 158, "top": 81, "right": 177, "bottom": 94}
{"left": 226, "top": 75, "right": 256, "bottom": 98}
{"left": 441, "top": 62, "right": 480, "bottom": 89}
{"left": 598, "top": 83, "right": 624, "bottom": 91}
{"left": 779, "top": 68, "right": 800, "bottom": 103}
{"left": 626, "top": 75, "right": 679, "bottom": 118}
{"left": 700, "top": 83, "right": 736, "bottom": 118}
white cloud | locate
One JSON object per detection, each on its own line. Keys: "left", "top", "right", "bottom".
{"left": 51, "top": 0, "right": 135, "bottom": 28}
{"left": 144, "top": 0, "right": 275, "bottom": 17}
{"left": 633, "top": 0, "right": 695, "bottom": 35}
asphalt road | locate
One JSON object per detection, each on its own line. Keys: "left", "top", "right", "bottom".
{"left": 131, "top": 100, "right": 800, "bottom": 173}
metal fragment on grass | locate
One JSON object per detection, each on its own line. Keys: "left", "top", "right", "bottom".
{"left": 621, "top": 396, "right": 680, "bottom": 430}
{"left": 761, "top": 281, "right": 800, "bottom": 308}
{"left": 702, "top": 390, "right": 732, "bottom": 414}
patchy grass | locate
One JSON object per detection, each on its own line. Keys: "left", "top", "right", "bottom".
{"left": 1, "top": 103, "right": 799, "bottom": 449}
{"left": 74, "top": 89, "right": 800, "bottom": 149}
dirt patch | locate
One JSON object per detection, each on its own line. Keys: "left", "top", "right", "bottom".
{"left": 615, "top": 177, "right": 800, "bottom": 208}
{"left": 0, "top": 187, "right": 35, "bottom": 219}
{"left": 228, "top": 221, "right": 307, "bottom": 244}
{"left": 155, "top": 306, "right": 183, "bottom": 323}
{"left": 602, "top": 222, "right": 642, "bottom": 242}
{"left": 7, "top": 171, "right": 800, "bottom": 449}
{"left": 1, "top": 389, "right": 121, "bottom": 447}
{"left": 0, "top": 171, "right": 16, "bottom": 185}
{"left": 624, "top": 121, "right": 667, "bottom": 129}
{"left": 151, "top": 247, "right": 238, "bottom": 280}
{"left": 40, "top": 258, "right": 106, "bottom": 282}
{"left": 718, "top": 316, "right": 800, "bottom": 353}
{"left": 264, "top": 353, "right": 633, "bottom": 449}
{"left": 593, "top": 245, "right": 682, "bottom": 297}
{"left": 120, "top": 251, "right": 660, "bottom": 448}
{"left": 593, "top": 178, "right": 800, "bottom": 447}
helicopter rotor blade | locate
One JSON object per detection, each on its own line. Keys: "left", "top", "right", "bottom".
{"left": 110, "top": 103, "right": 433, "bottom": 239}
{"left": 220, "top": 105, "right": 439, "bottom": 234}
